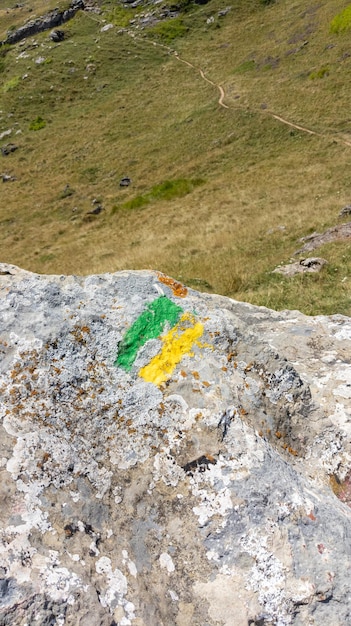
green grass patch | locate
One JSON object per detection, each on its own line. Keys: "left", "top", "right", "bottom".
{"left": 112, "top": 178, "right": 205, "bottom": 214}
{"left": 309, "top": 66, "right": 330, "bottom": 80}
{"left": 103, "top": 4, "right": 135, "bottom": 28}
{"left": 330, "top": 5, "right": 351, "bottom": 33}
{"left": 149, "top": 17, "right": 189, "bottom": 44}
{"left": 150, "top": 178, "right": 204, "bottom": 200}
{"left": 2, "top": 75, "right": 20, "bottom": 92}
{"left": 233, "top": 60, "right": 256, "bottom": 74}
{"left": 122, "top": 195, "right": 150, "bottom": 211}
{"left": 29, "top": 116, "right": 46, "bottom": 131}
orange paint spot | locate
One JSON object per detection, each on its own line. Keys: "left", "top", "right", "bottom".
{"left": 157, "top": 273, "right": 188, "bottom": 298}
{"left": 307, "top": 511, "right": 316, "bottom": 521}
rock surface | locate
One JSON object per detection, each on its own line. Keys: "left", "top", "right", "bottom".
{"left": 273, "top": 257, "right": 328, "bottom": 276}
{"left": 2, "top": 0, "right": 84, "bottom": 46}
{"left": 1, "top": 264, "right": 351, "bottom": 626}
{"left": 295, "top": 222, "right": 351, "bottom": 255}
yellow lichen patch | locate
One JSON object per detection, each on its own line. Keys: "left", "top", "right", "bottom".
{"left": 139, "top": 313, "right": 204, "bottom": 386}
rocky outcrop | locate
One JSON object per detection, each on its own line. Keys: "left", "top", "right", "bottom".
{"left": 273, "top": 257, "right": 328, "bottom": 276}
{"left": 2, "top": 0, "right": 84, "bottom": 46}
{"left": 1, "top": 264, "right": 351, "bottom": 625}
{"left": 295, "top": 221, "right": 351, "bottom": 255}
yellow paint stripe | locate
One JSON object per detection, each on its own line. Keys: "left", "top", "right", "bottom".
{"left": 139, "top": 312, "right": 204, "bottom": 386}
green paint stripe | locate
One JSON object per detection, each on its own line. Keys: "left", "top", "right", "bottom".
{"left": 115, "top": 296, "right": 183, "bottom": 371}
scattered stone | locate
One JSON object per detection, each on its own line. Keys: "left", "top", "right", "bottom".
{"left": 339, "top": 205, "right": 351, "bottom": 217}
{"left": 1, "top": 173, "right": 16, "bottom": 182}
{"left": 85, "top": 63, "right": 96, "bottom": 73}
{"left": 120, "top": 176, "right": 131, "bottom": 187}
{"left": 1, "top": 143, "right": 18, "bottom": 156}
{"left": 50, "top": 29, "right": 65, "bottom": 42}
{"left": 0, "top": 129, "right": 12, "bottom": 141}
{"left": 100, "top": 23, "right": 113, "bottom": 32}
{"left": 84, "top": 2, "right": 102, "bottom": 14}
{"left": 273, "top": 257, "right": 328, "bottom": 276}
{"left": 86, "top": 205, "right": 104, "bottom": 215}
{"left": 218, "top": 6, "right": 231, "bottom": 17}
{"left": 1, "top": 266, "right": 351, "bottom": 624}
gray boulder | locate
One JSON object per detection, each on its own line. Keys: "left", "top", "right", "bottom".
{"left": 0, "top": 265, "right": 351, "bottom": 625}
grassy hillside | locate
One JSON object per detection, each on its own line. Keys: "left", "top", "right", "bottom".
{"left": 0, "top": 0, "right": 350, "bottom": 314}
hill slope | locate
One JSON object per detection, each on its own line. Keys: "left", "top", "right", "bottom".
{"left": 0, "top": 0, "right": 350, "bottom": 314}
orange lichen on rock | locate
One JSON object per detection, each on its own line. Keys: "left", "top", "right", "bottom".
{"left": 157, "top": 273, "right": 188, "bottom": 298}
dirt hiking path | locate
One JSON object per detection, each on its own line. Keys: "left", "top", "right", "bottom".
{"left": 130, "top": 33, "right": 351, "bottom": 149}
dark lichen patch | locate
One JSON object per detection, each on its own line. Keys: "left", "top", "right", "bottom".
{"left": 182, "top": 454, "right": 217, "bottom": 476}
{"left": 64, "top": 523, "right": 78, "bottom": 538}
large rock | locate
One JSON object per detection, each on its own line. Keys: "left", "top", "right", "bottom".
{"left": 3, "top": 1, "right": 84, "bottom": 46}
{"left": 0, "top": 264, "right": 351, "bottom": 625}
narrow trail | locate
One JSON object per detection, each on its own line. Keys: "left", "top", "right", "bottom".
{"left": 173, "top": 52, "right": 229, "bottom": 109}
{"left": 129, "top": 32, "right": 351, "bottom": 149}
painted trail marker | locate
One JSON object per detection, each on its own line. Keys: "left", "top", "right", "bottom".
{"left": 116, "top": 296, "right": 204, "bottom": 385}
